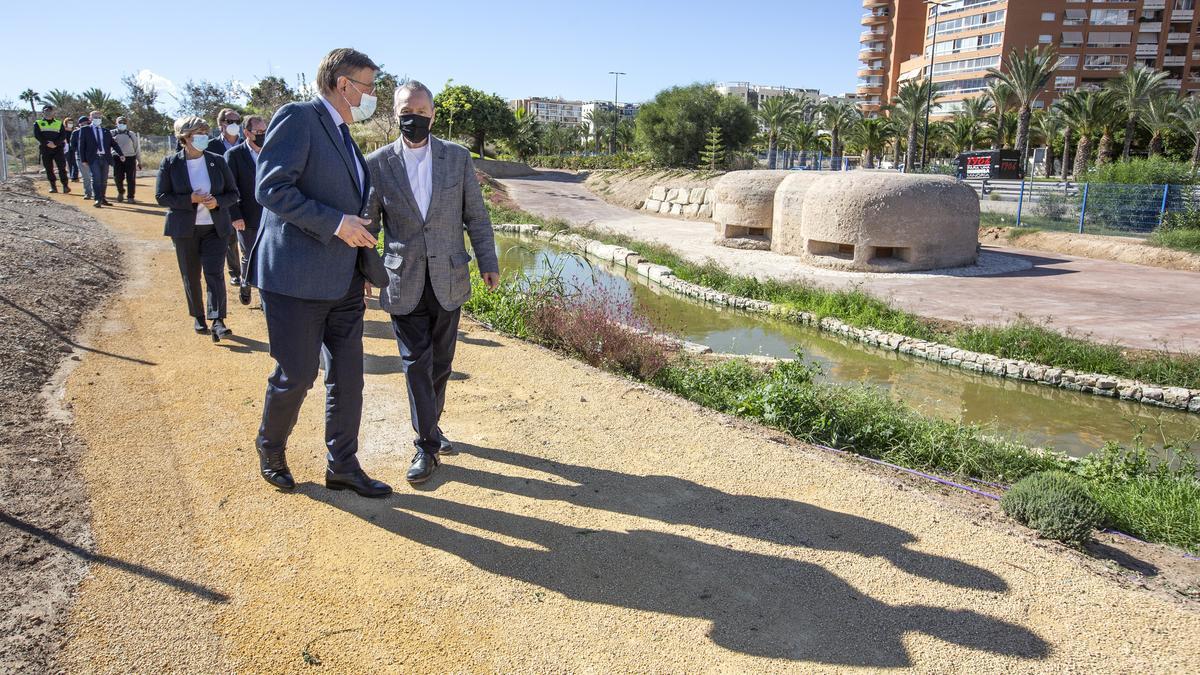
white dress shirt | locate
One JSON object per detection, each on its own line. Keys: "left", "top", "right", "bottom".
{"left": 186, "top": 156, "right": 214, "bottom": 225}
{"left": 401, "top": 139, "right": 432, "bottom": 220}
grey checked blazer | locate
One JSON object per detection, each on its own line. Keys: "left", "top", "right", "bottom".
{"left": 364, "top": 137, "right": 499, "bottom": 316}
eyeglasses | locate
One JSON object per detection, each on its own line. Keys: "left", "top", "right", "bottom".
{"left": 346, "top": 77, "right": 377, "bottom": 94}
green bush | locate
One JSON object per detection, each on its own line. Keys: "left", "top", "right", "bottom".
{"left": 1001, "top": 471, "right": 1105, "bottom": 546}
{"left": 528, "top": 153, "right": 659, "bottom": 171}
{"left": 1149, "top": 227, "right": 1200, "bottom": 253}
{"left": 1084, "top": 156, "right": 1196, "bottom": 185}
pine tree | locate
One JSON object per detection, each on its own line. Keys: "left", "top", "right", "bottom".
{"left": 699, "top": 126, "right": 725, "bottom": 171}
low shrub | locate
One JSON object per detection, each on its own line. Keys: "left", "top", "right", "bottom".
{"left": 529, "top": 290, "right": 669, "bottom": 380}
{"left": 528, "top": 153, "right": 659, "bottom": 171}
{"left": 1000, "top": 471, "right": 1105, "bottom": 547}
{"left": 1149, "top": 227, "right": 1200, "bottom": 254}
{"left": 1084, "top": 156, "right": 1196, "bottom": 186}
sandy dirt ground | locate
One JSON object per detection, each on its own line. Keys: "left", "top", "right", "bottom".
{"left": 980, "top": 227, "right": 1200, "bottom": 272}
{"left": 502, "top": 172, "right": 1200, "bottom": 352}
{"left": 0, "top": 176, "right": 121, "bottom": 673}
{"left": 25, "top": 177, "right": 1200, "bottom": 672}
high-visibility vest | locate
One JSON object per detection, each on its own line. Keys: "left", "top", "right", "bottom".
{"left": 36, "top": 118, "right": 64, "bottom": 133}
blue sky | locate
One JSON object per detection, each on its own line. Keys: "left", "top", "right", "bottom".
{"left": 2, "top": 0, "right": 862, "bottom": 112}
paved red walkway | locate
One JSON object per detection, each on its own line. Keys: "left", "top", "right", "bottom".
{"left": 501, "top": 172, "right": 1200, "bottom": 352}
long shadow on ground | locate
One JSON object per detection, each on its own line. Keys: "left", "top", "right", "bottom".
{"left": 299, "top": 444, "right": 1049, "bottom": 665}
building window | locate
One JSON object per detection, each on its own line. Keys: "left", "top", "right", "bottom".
{"left": 1086, "top": 31, "right": 1132, "bottom": 48}
{"left": 1055, "top": 76, "right": 1077, "bottom": 90}
{"left": 1058, "top": 54, "right": 1080, "bottom": 69}
{"left": 1042, "top": 12, "right": 1055, "bottom": 21}
{"left": 1090, "top": 9, "right": 1133, "bottom": 26}
{"left": 1084, "top": 54, "right": 1130, "bottom": 70}
{"left": 1039, "top": 34, "right": 1053, "bottom": 43}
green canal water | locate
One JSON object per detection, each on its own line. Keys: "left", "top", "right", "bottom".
{"left": 494, "top": 234, "right": 1199, "bottom": 460}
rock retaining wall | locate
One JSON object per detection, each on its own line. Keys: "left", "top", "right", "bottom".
{"left": 641, "top": 185, "right": 715, "bottom": 219}
{"left": 492, "top": 223, "right": 1200, "bottom": 414}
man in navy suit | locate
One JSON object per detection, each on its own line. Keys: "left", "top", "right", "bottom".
{"left": 77, "top": 110, "right": 118, "bottom": 208}
{"left": 224, "top": 114, "right": 267, "bottom": 306}
{"left": 247, "top": 48, "right": 390, "bottom": 497}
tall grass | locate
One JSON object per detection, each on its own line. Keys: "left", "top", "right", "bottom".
{"left": 1149, "top": 228, "right": 1200, "bottom": 254}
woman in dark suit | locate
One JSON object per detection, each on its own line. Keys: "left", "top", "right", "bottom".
{"left": 156, "top": 116, "right": 240, "bottom": 341}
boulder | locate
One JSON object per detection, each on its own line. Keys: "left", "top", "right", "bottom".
{"left": 650, "top": 186, "right": 668, "bottom": 201}
{"left": 643, "top": 198, "right": 661, "bottom": 212}
{"left": 711, "top": 170, "right": 791, "bottom": 238}
{"left": 770, "top": 172, "right": 827, "bottom": 257}
{"left": 689, "top": 187, "right": 707, "bottom": 204}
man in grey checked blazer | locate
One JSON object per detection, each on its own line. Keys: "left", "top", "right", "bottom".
{"left": 365, "top": 80, "right": 500, "bottom": 484}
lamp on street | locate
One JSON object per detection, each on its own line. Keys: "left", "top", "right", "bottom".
{"left": 608, "top": 71, "right": 625, "bottom": 155}
{"left": 920, "top": 0, "right": 944, "bottom": 172}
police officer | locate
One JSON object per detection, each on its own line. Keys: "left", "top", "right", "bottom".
{"left": 33, "top": 105, "right": 71, "bottom": 194}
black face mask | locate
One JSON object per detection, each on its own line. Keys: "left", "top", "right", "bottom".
{"left": 399, "top": 113, "right": 432, "bottom": 144}
{"left": 250, "top": 132, "right": 265, "bottom": 147}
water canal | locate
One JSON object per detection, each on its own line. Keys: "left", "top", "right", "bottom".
{"left": 494, "top": 233, "right": 1199, "bottom": 460}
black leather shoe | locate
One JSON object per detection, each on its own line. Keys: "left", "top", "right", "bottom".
{"left": 238, "top": 285, "right": 252, "bottom": 306}
{"left": 406, "top": 450, "right": 440, "bottom": 484}
{"left": 435, "top": 428, "right": 455, "bottom": 455}
{"left": 62, "top": 185, "right": 71, "bottom": 194}
{"left": 212, "top": 320, "right": 232, "bottom": 343}
{"left": 93, "top": 202, "right": 102, "bottom": 208}
{"left": 326, "top": 468, "right": 392, "bottom": 497}
{"left": 257, "top": 445, "right": 295, "bottom": 490}
{"left": 116, "top": 194, "right": 125, "bottom": 203}
{"left": 101, "top": 199, "right": 113, "bottom": 206}
{"left": 229, "top": 275, "right": 242, "bottom": 287}
{"left": 194, "top": 318, "right": 209, "bottom": 334}
{"left": 49, "top": 186, "right": 58, "bottom": 194}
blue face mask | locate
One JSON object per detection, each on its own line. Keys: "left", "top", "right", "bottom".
{"left": 190, "top": 134, "right": 210, "bottom": 152}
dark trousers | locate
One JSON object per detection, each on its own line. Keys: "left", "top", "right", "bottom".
{"left": 225, "top": 233, "right": 241, "bottom": 279}
{"left": 391, "top": 275, "right": 461, "bottom": 454}
{"left": 258, "top": 276, "right": 365, "bottom": 470}
{"left": 112, "top": 155, "right": 137, "bottom": 198}
{"left": 41, "top": 150, "right": 68, "bottom": 188}
{"left": 171, "top": 225, "right": 228, "bottom": 321}
{"left": 88, "top": 157, "right": 110, "bottom": 204}
{"left": 66, "top": 151, "right": 80, "bottom": 180}
{"left": 236, "top": 226, "right": 258, "bottom": 284}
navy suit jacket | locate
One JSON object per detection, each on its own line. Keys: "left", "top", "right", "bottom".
{"left": 77, "top": 125, "right": 118, "bottom": 164}
{"left": 224, "top": 142, "right": 263, "bottom": 231}
{"left": 247, "top": 98, "right": 372, "bottom": 300}
{"left": 155, "top": 150, "right": 240, "bottom": 239}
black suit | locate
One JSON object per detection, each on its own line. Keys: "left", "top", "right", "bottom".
{"left": 224, "top": 142, "right": 262, "bottom": 286}
{"left": 77, "top": 125, "right": 118, "bottom": 204}
{"left": 212, "top": 135, "right": 244, "bottom": 278}
{"left": 155, "top": 150, "right": 240, "bottom": 321}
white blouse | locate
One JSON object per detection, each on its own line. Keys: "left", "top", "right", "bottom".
{"left": 186, "top": 156, "right": 214, "bottom": 225}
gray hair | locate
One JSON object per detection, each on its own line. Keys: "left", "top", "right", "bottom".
{"left": 395, "top": 80, "right": 434, "bottom": 106}
{"left": 316, "top": 48, "right": 379, "bottom": 95}
{"left": 174, "top": 115, "right": 210, "bottom": 138}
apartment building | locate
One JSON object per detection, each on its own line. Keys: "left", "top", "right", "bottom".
{"left": 510, "top": 97, "right": 585, "bottom": 126}
{"left": 714, "top": 82, "right": 821, "bottom": 109}
{"left": 580, "top": 101, "right": 640, "bottom": 133}
{"left": 858, "top": 0, "right": 1200, "bottom": 118}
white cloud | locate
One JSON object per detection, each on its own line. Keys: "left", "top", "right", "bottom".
{"left": 134, "top": 68, "right": 180, "bottom": 102}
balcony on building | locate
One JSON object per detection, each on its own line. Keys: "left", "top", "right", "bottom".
{"left": 1139, "top": 21, "right": 1164, "bottom": 32}
{"left": 1137, "top": 43, "right": 1161, "bottom": 56}
{"left": 860, "top": 45, "right": 886, "bottom": 59}
{"left": 862, "top": 0, "right": 889, "bottom": 7}
{"left": 861, "top": 9, "right": 889, "bottom": 25}
{"left": 860, "top": 28, "right": 888, "bottom": 42}
{"left": 1168, "top": 32, "right": 1190, "bottom": 43}
{"left": 857, "top": 66, "right": 885, "bottom": 77}
{"left": 1164, "top": 55, "right": 1188, "bottom": 67}
{"left": 1165, "top": 78, "right": 1184, "bottom": 88}
{"left": 1173, "top": 10, "right": 1194, "bottom": 22}
{"left": 1144, "top": 0, "right": 1167, "bottom": 9}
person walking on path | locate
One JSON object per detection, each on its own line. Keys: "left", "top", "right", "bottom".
{"left": 64, "top": 116, "right": 80, "bottom": 182}
{"left": 70, "top": 116, "right": 93, "bottom": 200}
{"left": 246, "top": 47, "right": 391, "bottom": 498}
{"left": 213, "top": 108, "right": 244, "bottom": 284}
{"left": 224, "top": 114, "right": 267, "bottom": 306}
{"left": 110, "top": 115, "right": 140, "bottom": 203}
{"left": 155, "top": 116, "right": 239, "bottom": 340}
{"left": 77, "top": 111, "right": 116, "bottom": 208}
{"left": 364, "top": 81, "right": 500, "bottom": 485}
{"left": 33, "top": 105, "right": 71, "bottom": 194}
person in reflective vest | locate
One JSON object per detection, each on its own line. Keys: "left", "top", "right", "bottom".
{"left": 33, "top": 105, "right": 71, "bottom": 194}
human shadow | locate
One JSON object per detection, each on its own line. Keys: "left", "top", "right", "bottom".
{"left": 364, "top": 352, "right": 404, "bottom": 375}
{"left": 0, "top": 293, "right": 156, "bottom": 366}
{"left": 301, "top": 488, "right": 1048, "bottom": 665}
{"left": 443, "top": 445, "right": 1007, "bottom": 593}
{"left": 1, "top": 511, "right": 228, "bottom": 603}
{"left": 363, "top": 319, "right": 395, "bottom": 341}
{"left": 456, "top": 331, "right": 502, "bottom": 348}
{"left": 215, "top": 333, "right": 270, "bottom": 354}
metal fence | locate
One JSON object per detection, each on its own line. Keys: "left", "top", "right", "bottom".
{"left": 1013, "top": 180, "right": 1195, "bottom": 235}
{"left": 1, "top": 115, "right": 177, "bottom": 180}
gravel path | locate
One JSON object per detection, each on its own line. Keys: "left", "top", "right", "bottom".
{"left": 38, "top": 179, "right": 1200, "bottom": 672}
{"left": 501, "top": 172, "right": 1200, "bottom": 352}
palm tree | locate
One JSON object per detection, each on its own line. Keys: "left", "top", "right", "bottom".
{"left": 756, "top": 95, "right": 804, "bottom": 169}
{"left": 817, "top": 99, "right": 860, "bottom": 169}
{"left": 1032, "top": 110, "right": 1065, "bottom": 177}
{"left": 1053, "top": 91, "right": 1086, "bottom": 178}
{"left": 614, "top": 119, "right": 636, "bottom": 153}
{"left": 1061, "top": 90, "right": 1117, "bottom": 177}
{"left": 849, "top": 117, "right": 894, "bottom": 168}
{"left": 783, "top": 121, "right": 819, "bottom": 169}
{"left": 504, "top": 107, "right": 542, "bottom": 161}
{"left": 39, "top": 89, "right": 77, "bottom": 110}
{"left": 943, "top": 114, "right": 982, "bottom": 155}
{"left": 1140, "top": 93, "right": 1182, "bottom": 157}
{"left": 984, "top": 80, "right": 1015, "bottom": 149}
{"left": 19, "top": 89, "right": 39, "bottom": 115}
{"left": 986, "top": 46, "right": 1058, "bottom": 166}
{"left": 1107, "top": 64, "right": 1169, "bottom": 160}
{"left": 1095, "top": 94, "right": 1125, "bottom": 165}
{"left": 960, "top": 96, "right": 992, "bottom": 126}
{"left": 891, "top": 78, "right": 938, "bottom": 171}
{"left": 1173, "top": 97, "right": 1200, "bottom": 169}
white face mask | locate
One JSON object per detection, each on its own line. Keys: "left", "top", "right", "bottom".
{"left": 116, "top": 123, "right": 127, "bottom": 131}
{"left": 343, "top": 80, "right": 377, "bottom": 123}
{"left": 190, "top": 134, "right": 210, "bottom": 152}
{"left": 224, "top": 123, "right": 240, "bottom": 137}
{"left": 90, "top": 118, "right": 102, "bottom": 127}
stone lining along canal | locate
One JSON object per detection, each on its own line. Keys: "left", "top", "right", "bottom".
{"left": 494, "top": 233, "right": 1199, "bottom": 460}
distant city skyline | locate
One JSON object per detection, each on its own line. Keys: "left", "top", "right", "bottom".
{"left": 1, "top": 1, "right": 861, "bottom": 113}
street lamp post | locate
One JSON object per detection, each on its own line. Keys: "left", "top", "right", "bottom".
{"left": 0, "top": 111, "right": 8, "bottom": 182}
{"left": 608, "top": 71, "right": 625, "bottom": 155}
{"left": 920, "top": 0, "right": 943, "bottom": 172}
